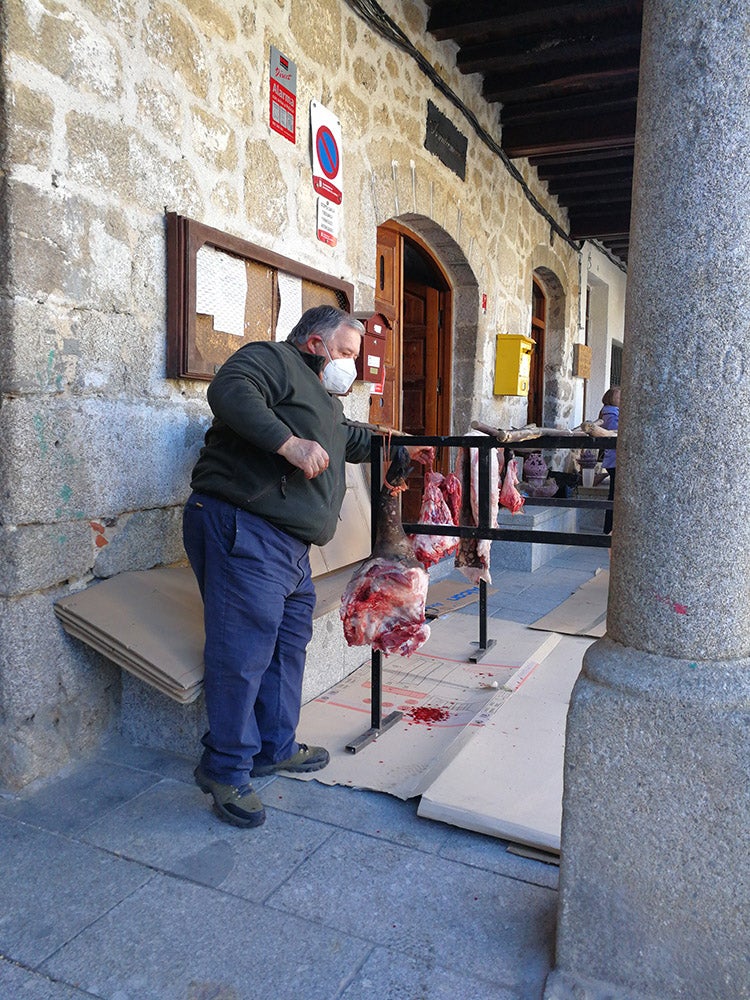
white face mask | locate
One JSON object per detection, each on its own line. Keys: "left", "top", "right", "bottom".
{"left": 319, "top": 339, "right": 357, "bottom": 395}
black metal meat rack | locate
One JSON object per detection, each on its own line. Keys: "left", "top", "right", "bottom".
{"left": 345, "top": 431, "right": 616, "bottom": 753}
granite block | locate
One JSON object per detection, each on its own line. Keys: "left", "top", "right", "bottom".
{"left": 40, "top": 875, "right": 371, "bottom": 1000}
{"left": 267, "top": 828, "right": 556, "bottom": 994}
{"left": 81, "top": 778, "right": 335, "bottom": 901}
{"left": 0, "top": 816, "right": 152, "bottom": 967}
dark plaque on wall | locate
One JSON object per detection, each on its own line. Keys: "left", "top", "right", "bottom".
{"left": 424, "top": 100, "right": 468, "bottom": 181}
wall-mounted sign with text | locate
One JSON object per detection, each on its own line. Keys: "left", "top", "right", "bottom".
{"left": 424, "top": 100, "right": 467, "bottom": 181}
{"left": 316, "top": 196, "right": 339, "bottom": 247}
{"left": 269, "top": 46, "right": 297, "bottom": 143}
{"left": 310, "top": 100, "right": 343, "bottom": 205}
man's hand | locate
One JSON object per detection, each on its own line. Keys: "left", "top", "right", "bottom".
{"left": 277, "top": 435, "right": 330, "bottom": 479}
{"left": 405, "top": 445, "right": 435, "bottom": 467}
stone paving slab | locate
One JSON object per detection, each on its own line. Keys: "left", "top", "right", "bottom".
{"left": 0, "top": 958, "right": 95, "bottom": 999}
{"left": 266, "top": 827, "right": 556, "bottom": 996}
{"left": 487, "top": 595, "right": 565, "bottom": 621}
{"left": 39, "top": 874, "right": 372, "bottom": 1000}
{"left": 340, "top": 945, "right": 524, "bottom": 1000}
{"left": 81, "top": 778, "right": 336, "bottom": 900}
{"left": 0, "top": 816, "right": 153, "bottom": 968}
{"left": 264, "top": 774, "right": 558, "bottom": 890}
{"left": 95, "top": 735, "right": 197, "bottom": 783}
{"left": 0, "top": 758, "right": 160, "bottom": 835}
{"left": 259, "top": 774, "right": 454, "bottom": 853}
{"left": 436, "top": 823, "right": 559, "bottom": 891}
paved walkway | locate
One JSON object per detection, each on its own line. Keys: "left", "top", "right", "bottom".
{"left": 0, "top": 545, "right": 607, "bottom": 1000}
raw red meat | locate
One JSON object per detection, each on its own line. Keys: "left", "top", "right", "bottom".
{"left": 340, "top": 447, "right": 430, "bottom": 657}
{"left": 410, "top": 470, "right": 461, "bottom": 570}
{"left": 438, "top": 472, "right": 462, "bottom": 526}
{"left": 499, "top": 456, "right": 524, "bottom": 514}
{"left": 454, "top": 436, "right": 501, "bottom": 585}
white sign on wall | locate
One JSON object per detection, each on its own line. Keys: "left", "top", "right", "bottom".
{"left": 316, "top": 196, "right": 339, "bottom": 247}
{"left": 310, "top": 100, "right": 343, "bottom": 205}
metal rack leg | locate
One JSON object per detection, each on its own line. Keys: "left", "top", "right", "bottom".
{"left": 469, "top": 578, "right": 497, "bottom": 662}
{"left": 345, "top": 649, "right": 403, "bottom": 753}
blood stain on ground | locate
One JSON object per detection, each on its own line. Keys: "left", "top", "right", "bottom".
{"left": 404, "top": 706, "right": 450, "bottom": 725}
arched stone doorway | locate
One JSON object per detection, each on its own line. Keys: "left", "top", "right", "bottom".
{"left": 374, "top": 214, "right": 479, "bottom": 438}
{"left": 371, "top": 216, "right": 478, "bottom": 518}
{"left": 530, "top": 260, "right": 570, "bottom": 430}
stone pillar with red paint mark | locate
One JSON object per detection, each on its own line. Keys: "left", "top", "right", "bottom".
{"left": 545, "top": 2, "right": 750, "bottom": 999}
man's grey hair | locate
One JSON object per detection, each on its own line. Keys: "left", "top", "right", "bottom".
{"left": 286, "top": 305, "right": 364, "bottom": 346}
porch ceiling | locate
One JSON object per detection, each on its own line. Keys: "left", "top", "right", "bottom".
{"left": 424, "top": 0, "right": 642, "bottom": 263}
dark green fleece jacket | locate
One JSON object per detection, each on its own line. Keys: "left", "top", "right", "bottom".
{"left": 190, "top": 340, "right": 371, "bottom": 546}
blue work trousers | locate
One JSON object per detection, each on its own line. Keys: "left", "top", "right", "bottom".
{"left": 182, "top": 493, "right": 316, "bottom": 786}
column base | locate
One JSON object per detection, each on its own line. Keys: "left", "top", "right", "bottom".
{"left": 551, "top": 637, "right": 750, "bottom": 1000}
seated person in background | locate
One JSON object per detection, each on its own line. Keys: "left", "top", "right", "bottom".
{"left": 599, "top": 386, "right": 620, "bottom": 533}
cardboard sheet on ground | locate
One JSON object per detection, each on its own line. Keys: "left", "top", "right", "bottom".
{"left": 295, "top": 615, "right": 561, "bottom": 800}
{"left": 529, "top": 568, "right": 609, "bottom": 637}
{"left": 424, "top": 579, "right": 497, "bottom": 618}
{"left": 417, "top": 633, "right": 593, "bottom": 852}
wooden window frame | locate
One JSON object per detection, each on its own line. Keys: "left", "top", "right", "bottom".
{"left": 165, "top": 212, "right": 354, "bottom": 380}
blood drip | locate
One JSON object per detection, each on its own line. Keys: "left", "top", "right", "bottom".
{"left": 404, "top": 706, "right": 450, "bottom": 725}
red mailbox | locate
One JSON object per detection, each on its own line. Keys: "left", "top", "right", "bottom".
{"left": 354, "top": 312, "right": 389, "bottom": 383}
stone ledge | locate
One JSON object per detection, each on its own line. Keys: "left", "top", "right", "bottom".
{"left": 493, "top": 505, "right": 576, "bottom": 571}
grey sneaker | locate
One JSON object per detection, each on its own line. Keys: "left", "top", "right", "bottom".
{"left": 194, "top": 765, "right": 266, "bottom": 828}
{"left": 251, "top": 743, "right": 330, "bottom": 777}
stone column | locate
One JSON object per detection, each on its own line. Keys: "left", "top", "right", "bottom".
{"left": 545, "top": 2, "right": 750, "bottom": 999}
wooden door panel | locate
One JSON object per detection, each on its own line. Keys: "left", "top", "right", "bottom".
{"left": 528, "top": 277, "right": 545, "bottom": 426}
{"left": 373, "top": 226, "right": 402, "bottom": 430}
{"left": 403, "top": 388, "right": 425, "bottom": 431}
{"left": 404, "top": 338, "right": 425, "bottom": 378}
{"left": 375, "top": 229, "right": 399, "bottom": 319}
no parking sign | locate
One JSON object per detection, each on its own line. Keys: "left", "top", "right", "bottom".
{"left": 310, "top": 100, "right": 343, "bottom": 205}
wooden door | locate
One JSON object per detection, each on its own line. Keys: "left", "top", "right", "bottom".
{"left": 371, "top": 223, "right": 453, "bottom": 522}
{"left": 370, "top": 227, "right": 402, "bottom": 430}
{"left": 528, "top": 277, "right": 545, "bottom": 426}
{"left": 403, "top": 283, "right": 440, "bottom": 435}
{"left": 402, "top": 281, "right": 442, "bottom": 520}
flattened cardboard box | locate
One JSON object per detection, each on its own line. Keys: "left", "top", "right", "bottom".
{"left": 424, "top": 579, "right": 497, "bottom": 618}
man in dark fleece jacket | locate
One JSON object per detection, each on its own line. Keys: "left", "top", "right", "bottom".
{"left": 184, "top": 305, "right": 370, "bottom": 828}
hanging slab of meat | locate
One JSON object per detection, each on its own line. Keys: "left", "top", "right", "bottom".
{"left": 340, "top": 446, "right": 430, "bottom": 657}
{"left": 438, "top": 471, "right": 462, "bottom": 526}
{"left": 454, "top": 437, "right": 500, "bottom": 585}
{"left": 500, "top": 456, "right": 525, "bottom": 514}
{"left": 410, "top": 466, "right": 462, "bottom": 570}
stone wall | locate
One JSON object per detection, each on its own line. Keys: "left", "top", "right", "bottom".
{"left": 0, "top": 0, "right": 618, "bottom": 787}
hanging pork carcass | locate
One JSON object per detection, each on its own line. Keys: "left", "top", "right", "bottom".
{"left": 409, "top": 453, "right": 462, "bottom": 570}
{"left": 454, "top": 436, "right": 501, "bottom": 585}
{"left": 340, "top": 446, "right": 430, "bottom": 656}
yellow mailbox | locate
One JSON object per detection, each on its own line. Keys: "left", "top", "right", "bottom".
{"left": 494, "top": 334, "right": 535, "bottom": 396}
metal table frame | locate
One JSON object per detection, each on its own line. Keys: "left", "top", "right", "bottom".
{"left": 345, "top": 431, "right": 616, "bottom": 753}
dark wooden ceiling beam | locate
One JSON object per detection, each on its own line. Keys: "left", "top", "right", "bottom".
{"left": 535, "top": 155, "right": 634, "bottom": 180}
{"left": 426, "top": 0, "right": 641, "bottom": 45}
{"left": 555, "top": 189, "right": 632, "bottom": 208}
{"left": 458, "top": 28, "right": 641, "bottom": 76}
{"left": 501, "top": 85, "right": 638, "bottom": 125}
{"left": 548, "top": 178, "right": 633, "bottom": 201}
{"left": 529, "top": 146, "right": 634, "bottom": 168}
{"left": 484, "top": 60, "right": 639, "bottom": 104}
{"left": 503, "top": 108, "right": 637, "bottom": 158}
{"left": 569, "top": 209, "right": 632, "bottom": 240}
